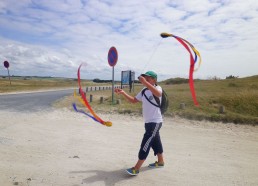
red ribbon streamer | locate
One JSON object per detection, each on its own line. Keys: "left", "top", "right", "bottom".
{"left": 77, "top": 64, "right": 105, "bottom": 123}
{"left": 174, "top": 37, "right": 199, "bottom": 106}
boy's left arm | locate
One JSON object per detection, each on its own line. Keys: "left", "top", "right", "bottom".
{"left": 138, "top": 76, "right": 162, "bottom": 97}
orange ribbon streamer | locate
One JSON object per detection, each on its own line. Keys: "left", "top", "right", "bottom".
{"left": 73, "top": 64, "right": 112, "bottom": 127}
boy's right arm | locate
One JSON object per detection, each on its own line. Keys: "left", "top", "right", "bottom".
{"left": 115, "top": 88, "right": 139, "bottom": 103}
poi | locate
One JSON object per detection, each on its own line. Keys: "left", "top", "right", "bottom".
{"left": 73, "top": 64, "right": 112, "bottom": 127}
{"left": 160, "top": 32, "right": 202, "bottom": 106}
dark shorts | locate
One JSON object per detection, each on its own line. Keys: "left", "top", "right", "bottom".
{"left": 138, "top": 122, "right": 163, "bottom": 160}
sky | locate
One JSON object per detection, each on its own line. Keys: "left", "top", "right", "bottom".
{"left": 0, "top": 0, "right": 258, "bottom": 81}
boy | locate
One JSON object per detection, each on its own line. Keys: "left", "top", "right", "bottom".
{"left": 115, "top": 71, "right": 164, "bottom": 176}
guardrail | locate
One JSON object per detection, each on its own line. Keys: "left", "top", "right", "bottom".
{"left": 78, "top": 85, "right": 129, "bottom": 104}
{"left": 84, "top": 85, "right": 129, "bottom": 92}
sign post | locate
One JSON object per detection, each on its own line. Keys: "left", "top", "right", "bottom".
{"left": 107, "top": 46, "right": 118, "bottom": 104}
{"left": 3, "top": 61, "right": 11, "bottom": 85}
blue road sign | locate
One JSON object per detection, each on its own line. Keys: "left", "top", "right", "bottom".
{"left": 108, "top": 46, "right": 118, "bottom": 67}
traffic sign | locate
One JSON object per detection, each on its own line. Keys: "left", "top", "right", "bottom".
{"left": 108, "top": 46, "right": 118, "bottom": 67}
{"left": 4, "top": 61, "right": 9, "bottom": 68}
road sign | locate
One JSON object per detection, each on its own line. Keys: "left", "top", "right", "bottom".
{"left": 3, "top": 61, "right": 11, "bottom": 85}
{"left": 4, "top": 61, "right": 9, "bottom": 68}
{"left": 108, "top": 46, "right": 118, "bottom": 67}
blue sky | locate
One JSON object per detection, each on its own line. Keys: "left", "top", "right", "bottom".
{"left": 0, "top": 0, "right": 258, "bottom": 80}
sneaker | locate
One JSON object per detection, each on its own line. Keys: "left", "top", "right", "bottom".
{"left": 126, "top": 167, "right": 139, "bottom": 176}
{"left": 148, "top": 161, "right": 164, "bottom": 168}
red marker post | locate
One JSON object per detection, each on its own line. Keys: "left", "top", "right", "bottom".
{"left": 3, "top": 61, "right": 11, "bottom": 85}
{"left": 108, "top": 46, "right": 118, "bottom": 104}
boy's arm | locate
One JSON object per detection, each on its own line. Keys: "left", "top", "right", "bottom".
{"left": 138, "top": 76, "right": 162, "bottom": 97}
{"left": 115, "top": 88, "right": 139, "bottom": 103}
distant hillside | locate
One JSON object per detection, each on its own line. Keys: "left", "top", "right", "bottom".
{"left": 162, "top": 77, "right": 189, "bottom": 84}
{"left": 161, "top": 75, "right": 258, "bottom": 85}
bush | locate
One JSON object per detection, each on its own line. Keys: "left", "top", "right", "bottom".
{"left": 226, "top": 75, "right": 238, "bottom": 79}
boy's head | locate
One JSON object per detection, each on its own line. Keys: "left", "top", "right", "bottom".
{"left": 141, "top": 71, "right": 157, "bottom": 80}
{"left": 140, "top": 71, "right": 157, "bottom": 84}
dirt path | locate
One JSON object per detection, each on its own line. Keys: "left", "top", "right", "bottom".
{"left": 0, "top": 109, "right": 257, "bottom": 186}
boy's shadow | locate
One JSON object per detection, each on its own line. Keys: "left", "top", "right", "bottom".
{"left": 70, "top": 166, "right": 151, "bottom": 186}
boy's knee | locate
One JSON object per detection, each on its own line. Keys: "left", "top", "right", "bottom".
{"left": 138, "top": 150, "right": 148, "bottom": 160}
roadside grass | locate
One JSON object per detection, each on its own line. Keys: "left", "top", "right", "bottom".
{"left": 167, "top": 76, "right": 258, "bottom": 125}
{"left": 0, "top": 76, "right": 105, "bottom": 93}
{"left": 1, "top": 75, "right": 258, "bottom": 125}
{"left": 68, "top": 76, "right": 258, "bottom": 125}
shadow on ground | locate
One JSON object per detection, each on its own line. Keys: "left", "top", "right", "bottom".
{"left": 70, "top": 166, "right": 152, "bottom": 186}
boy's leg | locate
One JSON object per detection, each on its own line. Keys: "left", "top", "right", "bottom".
{"left": 149, "top": 124, "right": 164, "bottom": 167}
{"left": 128, "top": 122, "right": 162, "bottom": 173}
{"left": 134, "top": 159, "right": 145, "bottom": 170}
{"left": 151, "top": 124, "right": 163, "bottom": 161}
{"left": 138, "top": 122, "right": 162, "bottom": 160}
{"left": 157, "top": 153, "right": 164, "bottom": 164}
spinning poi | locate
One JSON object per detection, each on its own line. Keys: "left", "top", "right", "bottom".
{"left": 73, "top": 64, "right": 112, "bottom": 127}
{"left": 160, "top": 32, "right": 202, "bottom": 106}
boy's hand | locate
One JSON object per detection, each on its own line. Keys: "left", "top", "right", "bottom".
{"left": 114, "top": 88, "right": 124, "bottom": 94}
{"left": 138, "top": 76, "right": 147, "bottom": 85}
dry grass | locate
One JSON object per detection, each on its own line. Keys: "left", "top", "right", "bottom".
{"left": 1, "top": 75, "right": 258, "bottom": 125}
{"left": 166, "top": 76, "right": 258, "bottom": 125}
{"left": 0, "top": 76, "right": 105, "bottom": 93}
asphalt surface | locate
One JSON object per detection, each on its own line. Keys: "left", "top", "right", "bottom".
{"left": 0, "top": 89, "right": 73, "bottom": 112}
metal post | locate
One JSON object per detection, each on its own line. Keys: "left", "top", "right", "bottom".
{"left": 121, "top": 71, "right": 123, "bottom": 89}
{"left": 7, "top": 69, "right": 11, "bottom": 85}
{"left": 112, "top": 66, "right": 115, "bottom": 104}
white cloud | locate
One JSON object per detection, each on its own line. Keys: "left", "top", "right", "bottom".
{"left": 0, "top": 0, "right": 258, "bottom": 80}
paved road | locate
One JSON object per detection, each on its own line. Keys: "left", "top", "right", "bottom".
{"left": 0, "top": 89, "right": 73, "bottom": 112}
{"left": 0, "top": 85, "right": 128, "bottom": 113}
